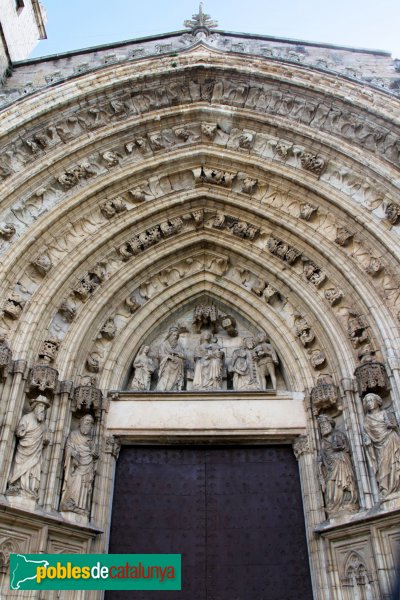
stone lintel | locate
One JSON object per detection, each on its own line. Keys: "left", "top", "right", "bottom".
{"left": 107, "top": 392, "right": 306, "bottom": 437}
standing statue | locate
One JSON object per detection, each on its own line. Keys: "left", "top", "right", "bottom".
{"left": 192, "top": 332, "right": 224, "bottom": 390}
{"left": 317, "top": 414, "right": 358, "bottom": 515}
{"left": 7, "top": 396, "right": 50, "bottom": 500}
{"left": 60, "top": 414, "right": 98, "bottom": 516}
{"left": 130, "top": 345, "right": 156, "bottom": 391}
{"left": 231, "top": 337, "right": 260, "bottom": 391}
{"left": 253, "top": 332, "right": 279, "bottom": 390}
{"left": 156, "top": 327, "right": 185, "bottom": 391}
{"left": 362, "top": 393, "right": 400, "bottom": 498}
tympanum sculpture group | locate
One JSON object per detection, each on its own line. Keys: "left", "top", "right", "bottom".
{"left": 129, "top": 327, "right": 279, "bottom": 391}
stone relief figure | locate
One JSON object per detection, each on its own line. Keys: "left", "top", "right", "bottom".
{"left": 253, "top": 332, "right": 279, "bottom": 390}
{"left": 232, "top": 337, "right": 260, "bottom": 391}
{"left": 192, "top": 332, "right": 224, "bottom": 390}
{"left": 7, "top": 396, "right": 50, "bottom": 500}
{"left": 130, "top": 345, "right": 156, "bottom": 391}
{"left": 317, "top": 414, "right": 358, "bottom": 516}
{"left": 60, "top": 414, "right": 98, "bottom": 516}
{"left": 156, "top": 327, "right": 185, "bottom": 391}
{"left": 362, "top": 393, "right": 400, "bottom": 499}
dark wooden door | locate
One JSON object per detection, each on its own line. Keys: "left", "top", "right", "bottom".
{"left": 106, "top": 446, "right": 313, "bottom": 600}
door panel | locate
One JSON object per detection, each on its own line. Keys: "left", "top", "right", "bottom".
{"left": 106, "top": 446, "right": 312, "bottom": 600}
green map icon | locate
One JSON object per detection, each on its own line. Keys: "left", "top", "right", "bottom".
{"left": 10, "top": 555, "right": 49, "bottom": 590}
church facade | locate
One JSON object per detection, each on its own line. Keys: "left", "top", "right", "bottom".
{"left": 0, "top": 4, "right": 400, "bottom": 599}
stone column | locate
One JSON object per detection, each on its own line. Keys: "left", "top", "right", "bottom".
{"left": 341, "top": 378, "right": 376, "bottom": 509}
{"left": 294, "top": 434, "right": 332, "bottom": 600}
{"left": 91, "top": 432, "right": 120, "bottom": 554}
{"left": 42, "top": 380, "right": 74, "bottom": 511}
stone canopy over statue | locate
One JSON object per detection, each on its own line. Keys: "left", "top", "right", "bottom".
{"left": 128, "top": 302, "right": 281, "bottom": 391}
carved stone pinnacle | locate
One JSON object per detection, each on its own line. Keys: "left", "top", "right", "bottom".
{"left": 184, "top": 3, "right": 218, "bottom": 33}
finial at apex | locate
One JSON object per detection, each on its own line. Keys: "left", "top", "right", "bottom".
{"left": 183, "top": 3, "right": 219, "bottom": 33}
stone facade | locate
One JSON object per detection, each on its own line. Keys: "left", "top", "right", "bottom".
{"left": 0, "top": 0, "right": 46, "bottom": 81}
{"left": 0, "top": 5, "right": 399, "bottom": 599}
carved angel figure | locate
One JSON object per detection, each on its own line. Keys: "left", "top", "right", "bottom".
{"left": 362, "top": 393, "right": 400, "bottom": 498}
{"left": 317, "top": 414, "right": 358, "bottom": 516}
{"left": 130, "top": 346, "right": 156, "bottom": 391}
{"left": 60, "top": 414, "right": 98, "bottom": 515}
{"left": 192, "top": 332, "right": 224, "bottom": 390}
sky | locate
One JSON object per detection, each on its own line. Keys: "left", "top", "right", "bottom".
{"left": 30, "top": 0, "right": 400, "bottom": 60}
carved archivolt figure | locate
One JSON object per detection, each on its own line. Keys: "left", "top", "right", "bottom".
{"left": 253, "top": 332, "right": 279, "bottom": 390}
{"left": 317, "top": 414, "right": 358, "bottom": 515}
{"left": 232, "top": 337, "right": 260, "bottom": 391}
{"left": 7, "top": 396, "right": 50, "bottom": 499}
{"left": 156, "top": 327, "right": 185, "bottom": 391}
{"left": 60, "top": 415, "right": 98, "bottom": 516}
{"left": 130, "top": 345, "right": 156, "bottom": 391}
{"left": 362, "top": 393, "right": 400, "bottom": 498}
{"left": 192, "top": 332, "right": 224, "bottom": 390}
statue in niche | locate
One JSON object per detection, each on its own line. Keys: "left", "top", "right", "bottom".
{"left": 156, "top": 327, "right": 185, "bottom": 391}
{"left": 130, "top": 345, "right": 156, "bottom": 391}
{"left": 362, "top": 393, "right": 400, "bottom": 499}
{"left": 231, "top": 337, "right": 260, "bottom": 391}
{"left": 317, "top": 414, "right": 358, "bottom": 516}
{"left": 7, "top": 396, "right": 50, "bottom": 500}
{"left": 192, "top": 332, "right": 224, "bottom": 390}
{"left": 253, "top": 332, "right": 279, "bottom": 390}
{"left": 60, "top": 414, "right": 98, "bottom": 516}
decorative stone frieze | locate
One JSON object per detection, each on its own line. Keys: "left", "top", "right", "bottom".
{"left": 303, "top": 261, "right": 326, "bottom": 287}
{"left": 74, "top": 262, "right": 108, "bottom": 302}
{"left": 300, "top": 153, "right": 325, "bottom": 176}
{"left": 335, "top": 227, "right": 354, "bottom": 247}
{"left": 57, "top": 161, "right": 97, "bottom": 189}
{"left": 300, "top": 203, "right": 318, "bottom": 221}
{"left": 267, "top": 236, "right": 302, "bottom": 264}
{"left": 100, "top": 197, "right": 127, "bottom": 219}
